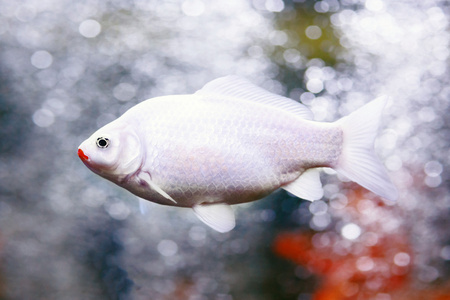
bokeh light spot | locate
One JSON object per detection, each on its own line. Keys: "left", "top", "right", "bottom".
{"left": 106, "top": 202, "right": 130, "bottom": 220}
{"left": 15, "top": 5, "right": 36, "bottom": 22}
{"left": 157, "top": 240, "right": 178, "bottom": 257}
{"left": 356, "top": 256, "right": 375, "bottom": 272}
{"left": 393, "top": 252, "right": 411, "bottom": 267}
{"left": 306, "top": 78, "right": 324, "bottom": 93}
{"left": 260, "top": 209, "right": 276, "bottom": 222}
{"left": 230, "top": 239, "right": 249, "bottom": 254}
{"left": 427, "top": 7, "right": 447, "bottom": 30}
{"left": 300, "top": 92, "right": 316, "bottom": 105}
{"left": 305, "top": 25, "right": 322, "bottom": 40}
{"left": 79, "top": 19, "right": 101, "bottom": 38}
{"left": 32, "top": 108, "right": 55, "bottom": 127}
{"left": 248, "top": 45, "right": 264, "bottom": 58}
{"left": 341, "top": 223, "right": 361, "bottom": 240}
{"left": 361, "top": 232, "right": 379, "bottom": 247}
{"left": 329, "top": 193, "right": 348, "bottom": 210}
{"left": 342, "top": 283, "right": 359, "bottom": 297}
{"left": 375, "top": 293, "right": 391, "bottom": 300}
{"left": 424, "top": 175, "right": 441, "bottom": 188}
{"left": 314, "top": 1, "right": 329, "bottom": 13}
{"left": 365, "top": 0, "right": 384, "bottom": 12}
{"left": 283, "top": 48, "right": 302, "bottom": 63}
{"left": 440, "top": 245, "right": 450, "bottom": 260}
{"left": 113, "top": 83, "right": 137, "bottom": 102}
{"left": 418, "top": 107, "right": 436, "bottom": 122}
{"left": 310, "top": 214, "right": 331, "bottom": 230}
{"left": 309, "top": 200, "right": 328, "bottom": 215}
{"left": 385, "top": 155, "right": 403, "bottom": 171}
{"left": 31, "top": 50, "right": 53, "bottom": 69}
{"left": 181, "top": 0, "right": 205, "bottom": 17}
{"left": 418, "top": 266, "right": 439, "bottom": 283}
{"left": 424, "top": 161, "right": 443, "bottom": 187}
{"left": 269, "top": 30, "right": 288, "bottom": 46}
{"left": 424, "top": 160, "right": 443, "bottom": 177}
{"left": 265, "top": 0, "right": 285, "bottom": 12}
{"left": 189, "top": 226, "right": 207, "bottom": 241}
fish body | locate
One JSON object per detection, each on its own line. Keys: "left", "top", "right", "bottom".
{"left": 78, "top": 76, "right": 397, "bottom": 232}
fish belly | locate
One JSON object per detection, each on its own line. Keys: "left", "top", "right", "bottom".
{"left": 127, "top": 95, "right": 342, "bottom": 207}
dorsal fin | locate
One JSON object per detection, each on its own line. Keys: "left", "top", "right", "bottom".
{"left": 196, "top": 76, "right": 314, "bottom": 120}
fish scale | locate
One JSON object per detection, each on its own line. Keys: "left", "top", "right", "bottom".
{"left": 78, "top": 76, "right": 397, "bottom": 232}
{"left": 124, "top": 94, "right": 337, "bottom": 203}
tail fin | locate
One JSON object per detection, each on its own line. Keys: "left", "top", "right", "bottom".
{"left": 335, "top": 97, "right": 398, "bottom": 202}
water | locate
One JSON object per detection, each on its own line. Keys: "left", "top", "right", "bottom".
{"left": 0, "top": 0, "right": 449, "bottom": 299}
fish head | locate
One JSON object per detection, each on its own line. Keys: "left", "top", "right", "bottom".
{"left": 78, "top": 121, "right": 142, "bottom": 180}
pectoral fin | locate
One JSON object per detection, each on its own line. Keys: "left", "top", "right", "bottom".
{"left": 138, "top": 172, "right": 177, "bottom": 204}
{"left": 193, "top": 203, "right": 235, "bottom": 233}
{"left": 282, "top": 168, "right": 323, "bottom": 201}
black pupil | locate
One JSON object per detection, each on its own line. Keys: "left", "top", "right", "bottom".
{"left": 97, "top": 138, "right": 109, "bottom": 147}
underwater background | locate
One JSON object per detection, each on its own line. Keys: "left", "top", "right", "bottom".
{"left": 0, "top": 0, "right": 449, "bottom": 299}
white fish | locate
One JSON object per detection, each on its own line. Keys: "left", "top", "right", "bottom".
{"left": 78, "top": 76, "right": 397, "bottom": 232}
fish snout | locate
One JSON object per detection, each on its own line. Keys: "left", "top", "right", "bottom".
{"left": 78, "top": 148, "right": 89, "bottom": 161}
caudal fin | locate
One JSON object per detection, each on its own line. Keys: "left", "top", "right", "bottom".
{"left": 335, "top": 97, "right": 398, "bottom": 202}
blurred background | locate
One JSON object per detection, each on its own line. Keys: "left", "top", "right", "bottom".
{"left": 0, "top": 0, "right": 449, "bottom": 299}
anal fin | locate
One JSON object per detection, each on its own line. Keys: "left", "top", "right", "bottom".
{"left": 193, "top": 203, "right": 235, "bottom": 233}
{"left": 282, "top": 168, "right": 323, "bottom": 201}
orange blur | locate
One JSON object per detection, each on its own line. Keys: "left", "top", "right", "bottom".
{"left": 273, "top": 184, "right": 450, "bottom": 300}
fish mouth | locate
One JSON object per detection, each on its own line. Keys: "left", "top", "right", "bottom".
{"left": 78, "top": 148, "right": 89, "bottom": 161}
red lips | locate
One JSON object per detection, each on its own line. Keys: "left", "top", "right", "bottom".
{"left": 78, "top": 148, "right": 89, "bottom": 161}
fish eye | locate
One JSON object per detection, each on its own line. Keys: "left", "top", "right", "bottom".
{"left": 96, "top": 137, "right": 110, "bottom": 148}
